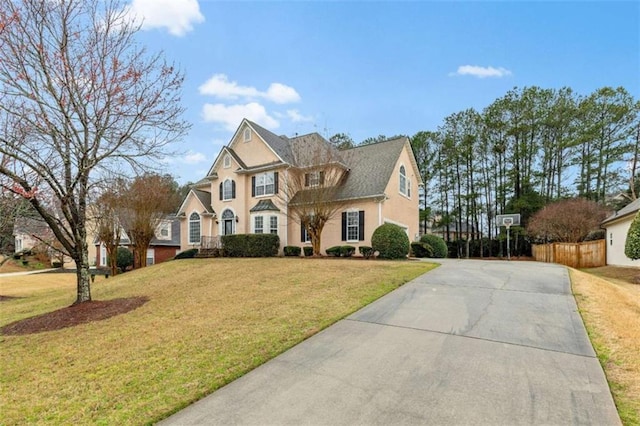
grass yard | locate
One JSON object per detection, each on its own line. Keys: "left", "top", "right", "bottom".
{"left": 0, "top": 258, "right": 435, "bottom": 425}
{"left": 572, "top": 268, "right": 640, "bottom": 426}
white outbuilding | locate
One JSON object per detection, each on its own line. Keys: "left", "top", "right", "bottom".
{"left": 602, "top": 198, "right": 640, "bottom": 267}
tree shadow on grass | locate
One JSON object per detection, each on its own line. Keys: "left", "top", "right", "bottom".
{"left": 1, "top": 296, "right": 149, "bottom": 335}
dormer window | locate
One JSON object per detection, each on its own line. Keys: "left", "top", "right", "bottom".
{"left": 223, "top": 154, "right": 231, "bottom": 168}
{"left": 243, "top": 128, "right": 251, "bottom": 142}
{"left": 305, "top": 171, "right": 325, "bottom": 187}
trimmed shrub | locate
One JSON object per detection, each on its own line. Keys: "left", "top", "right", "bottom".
{"left": 52, "top": 261, "right": 63, "bottom": 268}
{"left": 625, "top": 211, "right": 640, "bottom": 260}
{"left": 284, "top": 246, "right": 302, "bottom": 257}
{"left": 221, "top": 234, "right": 280, "bottom": 257}
{"left": 175, "top": 248, "right": 198, "bottom": 260}
{"left": 326, "top": 246, "right": 341, "bottom": 257}
{"left": 359, "top": 246, "right": 374, "bottom": 259}
{"left": 411, "top": 242, "right": 433, "bottom": 258}
{"left": 419, "top": 234, "right": 448, "bottom": 258}
{"left": 303, "top": 246, "right": 313, "bottom": 257}
{"left": 340, "top": 245, "right": 355, "bottom": 257}
{"left": 584, "top": 229, "right": 606, "bottom": 242}
{"left": 116, "top": 247, "right": 133, "bottom": 272}
{"left": 371, "top": 223, "right": 410, "bottom": 259}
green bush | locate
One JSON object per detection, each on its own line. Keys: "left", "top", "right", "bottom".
{"left": 625, "top": 211, "right": 640, "bottom": 260}
{"left": 284, "top": 246, "right": 302, "bottom": 256}
{"left": 411, "top": 242, "right": 433, "bottom": 258}
{"left": 419, "top": 234, "right": 448, "bottom": 258}
{"left": 371, "top": 223, "right": 410, "bottom": 259}
{"left": 221, "top": 234, "right": 280, "bottom": 257}
{"left": 175, "top": 248, "right": 198, "bottom": 260}
{"left": 52, "top": 261, "right": 63, "bottom": 268}
{"left": 340, "top": 245, "right": 355, "bottom": 257}
{"left": 116, "top": 247, "right": 133, "bottom": 272}
{"left": 359, "top": 246, "right": 374, "bottom": 259}
{"left": 303, "top": 246, "right": 313, "bottom": 257}
{"left": 326, "top": 246, "right": 341, "bottom": 257}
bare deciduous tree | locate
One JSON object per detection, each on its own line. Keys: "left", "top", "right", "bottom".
{"left": 119, "top": 174, "right": 180, "bottom": 269}
{"left": 281, "top": 137, "right": 351, "bottom": 256}
{"left": 0, "top": 0, "right": 189, "bottom": 304}
{"left": 526, "top": 198, "right": 610, "bottom": 243}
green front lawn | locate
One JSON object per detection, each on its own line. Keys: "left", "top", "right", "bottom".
{"left": 0, "top": 258, "right": 435, "bottom": 425}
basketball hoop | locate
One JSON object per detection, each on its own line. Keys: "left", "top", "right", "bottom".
{"left": 503, "top": 218, "right": 513, "bottom": 229}
{"left": 495, "top": 214, "right": 520, "bottom": 261}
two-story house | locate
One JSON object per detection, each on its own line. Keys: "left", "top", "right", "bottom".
{"left": 176, "top": 119, "right": 422, "bottom": 256}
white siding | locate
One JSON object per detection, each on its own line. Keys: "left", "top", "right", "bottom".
{"left": 605, "top": 219, "right": 640, "bottom": 267}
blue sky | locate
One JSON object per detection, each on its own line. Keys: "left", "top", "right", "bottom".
{"left": 127, "top": 1, "right": 640, "bottom": 184}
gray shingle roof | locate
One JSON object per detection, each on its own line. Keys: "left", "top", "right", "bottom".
{"left": 193, "top": 189, "right": 214, "bottom": 214}
{"left": 247, "top": 120, "right": 295, "bottom": 164}
{"left": 13, "top": 216, "right": 52, "bottom": 237}
{"left": 249, "top": 199, "right": 281, "bottom": 212}
{"left": 602, "top": 198, "right": 640, "bottom": 225}
{"left": 150, "top": 215, "right": 181, "bottom": 246}
{"left": 335, "top": 137, "right": 407, "bottom": 200}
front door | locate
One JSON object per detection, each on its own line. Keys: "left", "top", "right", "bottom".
{"left": 224, "top": 219, "right": 233, "bottom": 235}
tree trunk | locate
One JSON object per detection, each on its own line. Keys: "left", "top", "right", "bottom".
{"left": 74, "top": 250, "right": 91, "bottom": 304}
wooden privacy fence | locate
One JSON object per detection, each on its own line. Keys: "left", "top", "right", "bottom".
{"left": 531, "top": 240, "right": 606, "bottom": 268}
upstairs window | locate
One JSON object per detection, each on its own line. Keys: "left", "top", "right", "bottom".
{"left": 399, "top": 165, "right": 408, "bottom": 196}
{"left": 223, "top": 154, "right": 231, "bottom": 168}
{"left": 252, "top": 172, "right": 278, "bottom": 197}
{"left": 305, "top": 171, "right": 325, "bottom": 187}
{"left": 220, "top": 179, "right": 236, "bottom": 201}
{"left": 243, "top": 128, "right": 251, "bottom": 142}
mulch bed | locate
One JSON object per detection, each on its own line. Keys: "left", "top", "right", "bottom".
{"left": 1, "top": 296, "right": 149, "bottom": 336}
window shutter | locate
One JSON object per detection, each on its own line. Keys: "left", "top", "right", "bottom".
{"left": 301, "top": 224, "right": 306, "bottom": 243}
{"left": 274, "top": 172, "right": 279, "bottom": 193}
{"left": 304, "top": 173, "right": 309, "bottom": 187}
{"left": 358, "top": 211, "right": 365, "bottom": 241}
{"left": 251, "top": 176, "right": 256, "bottom": 197}
{"left": 231, "top": 180, "right": 236, "bottom": 199}
{"left": 319, "top": 171, "right": 325, "bottom": 185}
{"left": 341, "top": 212, "right": 347, "bottom": 241}
{"left": 219, "top": 182, "right": 223, "bottom": 200}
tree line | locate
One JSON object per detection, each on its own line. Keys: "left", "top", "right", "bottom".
{"left": 409, "top": 86, "right": 639, "bottom": 257}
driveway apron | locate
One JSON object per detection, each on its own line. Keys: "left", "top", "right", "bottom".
{"left": 160, "top": 259, "right": 620, "bottom": 425}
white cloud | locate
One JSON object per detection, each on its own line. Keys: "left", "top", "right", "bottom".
{"left": 199, "top": 74, "right": 300, "bottom": 104}
{"left": 449, "top": 65, "right": 513, "bottom": 78}
{"left": 183, "top": 151, "right": 207, "bottom": 164}
{"left": 286, "top": 109, "right": 314, "bottom": 123}
{"left": 125, "top": 0, "right": 204, "bottom": 36}
{"left": 201, "top": 102, "right": 279, "bottom": 131}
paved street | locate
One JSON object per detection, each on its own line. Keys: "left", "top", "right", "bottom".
{"left": 161, "top": 259, "right": 620, "bottom": 425}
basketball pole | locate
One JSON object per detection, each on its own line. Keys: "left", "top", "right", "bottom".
{"left": 506, "top": 224, "right": 511, "bottom": 261}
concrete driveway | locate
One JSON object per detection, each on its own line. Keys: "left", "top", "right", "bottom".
{"left": 160, "top": 259, "right": 620, "bottom": 425}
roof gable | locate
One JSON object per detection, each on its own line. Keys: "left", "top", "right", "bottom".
{"left": 176, "top": 189, "right": 214, "bottom": 216}
{"left": 602, "top": 198, "right": 640, "bottom": 225}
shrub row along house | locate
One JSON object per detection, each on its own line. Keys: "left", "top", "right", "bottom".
{"left": 177, "top": 119, "right": 422, "bottom": 255}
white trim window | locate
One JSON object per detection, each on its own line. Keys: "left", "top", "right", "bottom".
{"left": 269, "top": 216, "right": 278, "bottom": 235}
{"left": 100, "top": 244, "right": 107, "bottom": 266}
{"left": 399, "top": 165, "right": 408, "bottom": 196}
{"left": 254, "top": 216, "right": 264, "bottom": 234}
{"left": 346, "top": 211, "right": 359, "bottom": 241}
{"left": 223, "top": 154, "right": 231, "bottom": 168}
{"left": 244, "top": 128, "right": 251, "bottom": 142}
{"left": 255, "top": 172, "right": 275, "bottom": 196}
{"left": 223, "top": 179, "right": 233, "bottom": 200}
{"left": 146, "top": 248, "right": 155, "bottom": 266}
{"left": 188, "top": 212, "right": 201, "bottom": 244}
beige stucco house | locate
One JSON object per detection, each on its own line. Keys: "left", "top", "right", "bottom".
{"left": 602, "top": 198, "right": 640, "bottom": 267}
{"left": 176, "top": 119, "right": 422, "bottom": 256}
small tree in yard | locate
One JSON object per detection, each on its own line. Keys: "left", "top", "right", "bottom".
{"left": 94, "top": 179, "right": 127, "bottom": 276}
{"left": 119, "top": 174, "right": 181, "bottom": 269}
{"left": 282, "top": 137, "right": 351, "bottom": 256}
{"left": 625, "top": 211, "right": 640, "bottom": 260}
{"left": 527, "top": 198, "right": 610, "bottom": 243}
{"left": 0, "top": 0, "right": 189, "bottom": 304}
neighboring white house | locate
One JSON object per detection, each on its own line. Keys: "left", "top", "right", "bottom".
{"left": 601, "top": 198, "right": 640, "bottom": 267}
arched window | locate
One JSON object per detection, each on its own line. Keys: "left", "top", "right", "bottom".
{"left": 223, "top": 154, "right": 231, "bottom": 168}
{"left": 219, "top": 179, "right": 235, "bottom": 200}
{"left": 399, "top": 165, "right": 407, "bottom": 196}
{"left": 188, "top": 212, "right": 201, "bottom": 244}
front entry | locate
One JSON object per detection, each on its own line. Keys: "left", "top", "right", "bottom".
{"left": 221, "top": 209, "right": 235, "bottom": 235}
